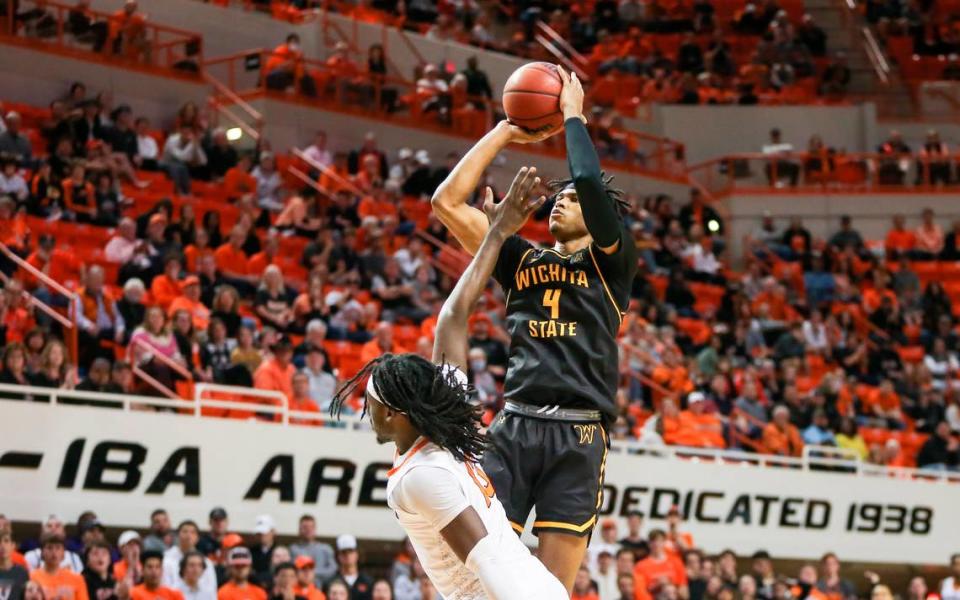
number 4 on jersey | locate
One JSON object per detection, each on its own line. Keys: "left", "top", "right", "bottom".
{"left": 542, "top": 289, "right": 562, "bottom": 319}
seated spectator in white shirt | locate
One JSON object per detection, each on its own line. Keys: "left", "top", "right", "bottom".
{"left": 303, "top": 345, "right": 337, "bottom": 412}
{"left": 0, "top": 158, "right": 28, "bottom": 202}
{"left": 135, "top": 117, "right": 160, "bottom": 170}
{"left": 24, "top": 516, "right": 84, "bottom": 571}
{"left": 252, "top": 152, "right": 283, "bottom": 211}
{"left": 174, "top": 551, "right": 213, "bottom": 600}
{"left": 162, "top": 521, "right": 217, "bottom": 599}
{"left": 393, "top": 237, "right": 426, "bottom": 281}
{"left": 302, "top": 130, "right": 332, "bottom": 171}
{"left": 161, "top": 124, "right": 207, "bottom": 196}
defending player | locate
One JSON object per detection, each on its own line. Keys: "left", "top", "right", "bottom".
{"left": 431, "top": 67, "right": 639, "bottom": 591}
{"left": 330, "top": 167, "right": 567, "bottom": 600}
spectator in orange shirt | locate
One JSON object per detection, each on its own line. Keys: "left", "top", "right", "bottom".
{"left": 360, "top": 322, "right": 408, "bottom": 363}
{"left": 762, "top": 405, "right": 804, "bottom": 457}
{"left": 113, "top": 530, "right": 142, "bottom": 583}
{"left": 884, "top": 214, "right": 915, "bottom": 259}
{"left": 183, "top": 228, "right": 214, "bottom": 274}
{"left": 265, "top": 34, "right": 316, "bottom": 96}
{"left": 664, "top": 506, "right": 695, "bottom": 560}
{"left": 30, "top": 534, "right": 89, "bottom": 600}
{"left": 634, "top": 530, "right": 688, "bottom": 598}
{"left": 865, "top": 378, "right": 905, "bottom": 429}
{"left": 107, "top": 0, "right": 148, "bottom": 61}
{"left": 572, "top": 566, "right": 600, "bottom": 600}
{"left": 247, "top": 236, "right": 280, "bottom": 278}
{"left": 676, "top": 392, "right": 726, "bottom": 448}
{"left": 131, "top": 552, "right": 183, "bottom": 600}
{"left": 215, "top": 226, "right": 254, "bottom": 289}
{"left": 223, "top": 155, "right": 257, "bottom": 202}
{"left": 151, "top": 255, "right": 184, "bottom": 311}
{"left": 218, "top": 548, "right": 265, "bottom": 600}
{"left": 319, "top": 153, "right": 352, "bottom": 196}
{"left": 289, "top": 372, "right": 322, "bottom": 426}
{"left": 254, "top": 335, "right": 297, "bottom": 412}
{"left": 167, "top": 276, "right": 210, "bottom": 332}
{"left": 293, "top": 556, "right": 326, "bottom": 600}
{"left": 914, "top": 207, "right": 944, "bottom": 260}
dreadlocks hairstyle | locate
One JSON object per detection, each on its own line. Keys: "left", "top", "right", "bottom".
{"left": 330, "top": 353, "right": 487, "bottom": 463}
{"left": 548, "top": 171, "right": 630, "bottom": 215}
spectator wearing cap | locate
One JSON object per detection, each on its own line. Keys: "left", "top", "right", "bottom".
{"left": 162, "top": 522, "right": 216, "bottom": 600}
{"left": 0, "top": 112, "right": 33, "bottom": 166}
{"left": 292, "top": 558, "right": 324, "bottom": 600}
{"left": 218, "top": 547, "right": 265, "bottom": 600}
{"left": 0, "top": 529, "right": 29, "bottom": 600}
{"left": 254, "top": 336, "right": 296, "bottom": 409}
{"left": 197, "top": 509, "right": 229, "bottom": 559}
{"left": 168, "top": 276, "right": 210, "bottom": 332}
{"left": 328, "top": 535, "right": 372, "bottom": 600}
{"left": 161, "top": 123, "right": 207, "bottom": 196}
{"left": 144, "top": 510, "right": 173, "bottom": 554}
{"left": 83, "top": 540, "right": 116, "bottom": 600}
{"left": 174, "top": 551, "right": 211, "bottom": 600}
{"left": 348, "top": 133, "right": 388, "bottom": 180}
{"left": 132, "top": 551, "right": 183, "bottom": 600}
{"left": 25, "top": 518, "right": 83, "bottom": 572}
{"left": 387, "top": 148, "right": 414, "bottom": 190}
{"left": 30, "top": 534, "right": 88, "bottom": 600}
{"left": 289, "top": 516, "right": 335, "bottom": 588}
{"left": 249, "top": 516, "right": 276, "bottom": 587}
{"left": 589, "top": 520, "right": 622, "bottom": 574}
{"left": 113, "top": 531, "right": 142, "bottom": 583}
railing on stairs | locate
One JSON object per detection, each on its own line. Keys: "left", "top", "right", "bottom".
{"left": 0, "top": 241, "right": 79, "bottom": 365}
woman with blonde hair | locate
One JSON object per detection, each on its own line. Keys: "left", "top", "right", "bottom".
{"left": 210, "top": 285, "right": 242, "bottom": 339}
{"left": 255, "top": 265, "right": 295, "bottom": 332}
{"left": 129, "top": 306, "right": 185, "bottom": 395}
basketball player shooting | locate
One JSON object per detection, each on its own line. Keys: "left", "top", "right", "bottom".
{"left": 431, "top": 66, "right": 639, "bottom": 592}
{"left": 330, "top": 166, "right": 567, "bottom": 600}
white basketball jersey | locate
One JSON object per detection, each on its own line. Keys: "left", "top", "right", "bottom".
{"left": 386, "top": 437, "right": 562, "bottom": 600}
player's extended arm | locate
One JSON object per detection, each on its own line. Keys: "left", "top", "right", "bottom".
{"left": 558, "top": 66, "right": 622, "bottom": 254}
{"left": 433, "top": 167, "right": 545, "bottom": 372}
{"left": 432, "top": 122, "right": 561, "bottom": 256}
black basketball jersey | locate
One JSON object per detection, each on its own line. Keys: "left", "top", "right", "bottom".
{"left": 492, "top": 227, "right": 638, "bottom": 420}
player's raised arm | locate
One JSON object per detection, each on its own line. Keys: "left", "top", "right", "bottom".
{"left": 433, "top": 166, "right": 545, "bottom": 372}
{"left": 432, "top": 123, "right": 559, "bottom": 256}
{"left": 557, "top": 66, "right": 624, "bottom": 255}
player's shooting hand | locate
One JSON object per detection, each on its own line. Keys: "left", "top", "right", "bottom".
{"left": 482, "top": 166, "right": 546, "bottom": 237}
{"left": 556, "top": 65, "right": 587, "bottom": 123}
{"left": 497, "top": 120, "right": 562, "bottom": 145}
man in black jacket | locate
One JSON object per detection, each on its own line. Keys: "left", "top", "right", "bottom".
{"left": 917, "top": 421, "right": 960, "bottom": 471}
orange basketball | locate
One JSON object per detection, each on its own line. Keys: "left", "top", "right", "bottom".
{"left": 502, "top": 62, "right": 563, "bottom": 132}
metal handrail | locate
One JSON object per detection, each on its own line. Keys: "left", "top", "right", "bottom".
{"left": 292, "top": 147, "right": 363, "bottom": 197}
{"left": 0, "top": 241, "right": 79, "bottom": 363}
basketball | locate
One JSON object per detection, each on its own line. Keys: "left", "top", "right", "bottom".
{"left": 502, "top": 62, "right": 564, "bottom": 132}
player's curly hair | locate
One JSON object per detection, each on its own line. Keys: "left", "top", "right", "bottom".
{"left": 548, "top": 172, "right": 630, "bottom": 215}
{"left": 330, "top": 353, "right": 486, "bottom": 463}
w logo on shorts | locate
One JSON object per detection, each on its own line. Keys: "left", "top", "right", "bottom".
{"left": 573, "top": 424, "right": 597, "bottom": 445}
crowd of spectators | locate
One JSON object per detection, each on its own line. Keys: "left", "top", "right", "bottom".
{"left": 216, "top": 0, "right": 853, "bottom": 104}
{"left": 0, "top": 508, "right": 958, "bottom": 600}
{"left": 3, "top": 79, "right": 960, "bottom": 471}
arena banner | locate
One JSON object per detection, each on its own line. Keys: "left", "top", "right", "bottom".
{"left": 2, "top": 402, "right": 958, "bottom": 564}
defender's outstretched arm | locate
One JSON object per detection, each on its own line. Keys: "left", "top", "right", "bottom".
{"left": 432, "top": 166, "right": 545, "bottom": 372}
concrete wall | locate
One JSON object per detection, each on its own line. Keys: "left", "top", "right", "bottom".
{"left": 726, "top": 192, "right": 960, "bottom": 259}
{"left": 250, "top": 97, "right": 692, "bottom": 198}
{"left": 655, "top": 104, "right": 878, "bottom": 164}
{"left": 0, "top": 44, "right": 208, "bottom": 129}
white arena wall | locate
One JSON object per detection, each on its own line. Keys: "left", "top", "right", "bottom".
{"left": 2, "top": 400, "right": 958, "bottom": 565}
{"left": 726, "top": 192, "right": 960, "bottom": 260}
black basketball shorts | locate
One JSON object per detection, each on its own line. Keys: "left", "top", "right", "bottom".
{"left": 482, "top": 411, "right": 608, "bottom": 537}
